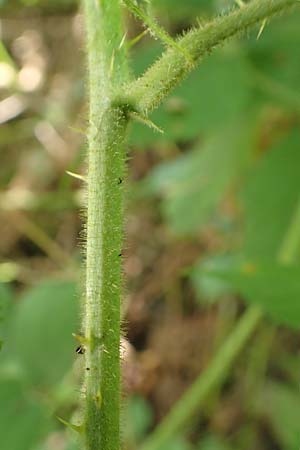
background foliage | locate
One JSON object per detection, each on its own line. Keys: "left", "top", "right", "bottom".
{"left": 0, "top": 1, "right": 300, "bottom": 449}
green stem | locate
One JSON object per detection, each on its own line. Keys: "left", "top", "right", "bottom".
{"left": 81, "top": 1, "right": 299, "bottom": 449}
{"left": 83, "top": 1, "right": 128, "bottom": 449}
{"left": 126, "top": 0, "right": 298, "bottom": 115}
{"left": 140, "top": 197, "right": 300, "bottom": 450}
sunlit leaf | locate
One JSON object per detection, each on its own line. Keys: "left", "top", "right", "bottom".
{"left": 242, "top": 129, "right": 300, "bottom": 260}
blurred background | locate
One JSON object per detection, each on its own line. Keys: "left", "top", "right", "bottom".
{"left": 1, "top": 1, "right": 300, "bottom": 449}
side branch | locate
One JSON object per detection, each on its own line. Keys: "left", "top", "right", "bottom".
{"left": 126, "top": 0, "right": 298, "bottom": 115}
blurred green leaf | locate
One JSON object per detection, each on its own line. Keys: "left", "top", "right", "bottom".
{"left": 191, "top": 254, "right": 238, "bottom": 303}
{"left": 242, "top": 129, "right": 300, "bottom": 260}
{"left": 144, "top": 119, "right": 256, "bottom": 234}
{"left": 0, "top": 378, "right": 50, "bottom": 450}
{"left": 247, "top": 12, "right": 300, "bottom": 93}
{"left": 125, "top": 395, "right": 153, "bottom": 443}
{"left": 255, "top": 382, "right": 300, "bottom": 450}
{"left": 152, "top": 0, "right": 213, "bottom": 19}
{"left": 199, "top": 257, "right": 300, "bottom": 328}
{"left": 10, "top": 279, "right": 79, "bottom": 386}
{"left": 131, "top": 49, "right": 253, "bottom": 145}
{"left": 192, "top": 129, "right": 300, "bottom": 325}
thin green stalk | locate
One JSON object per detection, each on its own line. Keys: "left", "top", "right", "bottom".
{"left": 140, "top": 199, "right": 300, "bottom": 450}
{"left": 83, "top": 1, "right": 128, "bottom": 450}
{"left": 126, "top": 0, "right": 298, "bottom": 115}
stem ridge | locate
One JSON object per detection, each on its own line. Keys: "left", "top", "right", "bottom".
{"left": 83, "top": 0, "right": 129, "bottom": 448}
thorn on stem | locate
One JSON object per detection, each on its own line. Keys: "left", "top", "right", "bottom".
{"left": 257, "top": 18, "right": 267, "bottom": 40}
{"left": 118, "top": 32, "right": 127, "bottom": 50}
{"left": 127, "top": 29, "right": 149, "bottom": 49}
{"left": 129, "top": 111, "right": 164, "bottom": 134}
{"left": 57, "top": 416, "right": 84, "bottom": 434}
{"left": 66, "top": 171, "right": 87, "bottom": 183}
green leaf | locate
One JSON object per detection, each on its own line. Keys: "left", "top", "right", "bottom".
{"left": 199, "top": 257, "right": 300, "bottom": 328}
{"left": 9, "top": 279, "right": 79, "bottom": 386}
{"left": 191, "top": 129, "right": 300, "bottom": 326}
{"left": 191, "top": 255, "right": 239, "bottom": 304}
{"left": 0, "top": 378, "right": 50, "bottom": 450}
{"left": 144, "top": 119, "right": 255, "bottom": 234}
{"left": 241, "top": 129, "right": 300, "bottom": 260}
{"left": 255, "top": 382, "right": 300, "bottom": 450}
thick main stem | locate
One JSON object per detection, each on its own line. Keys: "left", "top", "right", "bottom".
{"left": 83, "top": 1, "right": 128, "bottom": 449}
{"left": 82, "top": 1, "right": 299, "bottom": 449}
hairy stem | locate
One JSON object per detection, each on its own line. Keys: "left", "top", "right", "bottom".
{"left": 123, "top": 0, "right": 193, "bottom": 63}
{"left": 140, "top": 196, "right": 300, "bottom": 450}
{"left": 126, "top": 0, "right": 298, "bottom": 115}
{"left": 83, "top": 1, "right": 128, "bottom": 449}
{"left": 81, "top": 1, "right": 299, "bottom": 449}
